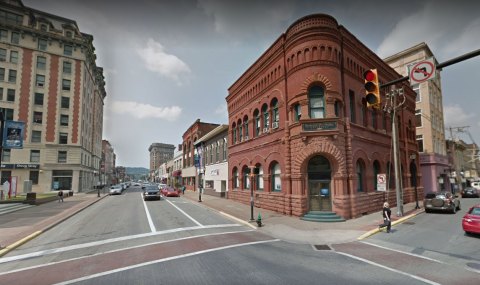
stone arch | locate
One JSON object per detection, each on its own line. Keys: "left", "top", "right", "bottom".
{"left": 300, "top": 73, "right": 334, "bottom": 93}
{"left": 292, "top": 140, "right": 345, "bottom": 176}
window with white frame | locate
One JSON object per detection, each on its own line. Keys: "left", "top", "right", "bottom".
{"left": 309, "top": 86, "right": 325, "bottom": 119}
{"left": 416, "top": 135, "right": 424, "bottom": 152}
{"left": 415, "top": 109, "right": 422, "bottom": 127}
{"left": 271, "top": 163, "right": 281, "bottom": 192}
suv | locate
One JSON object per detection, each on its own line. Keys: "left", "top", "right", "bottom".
{"left": 424, "top": 191, "right": 461, "bottom": 214}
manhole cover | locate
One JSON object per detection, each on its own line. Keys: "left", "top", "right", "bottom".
{"left": 313, "top": 245, "right": 331, "bottom": 251}
{"left": 466, "top": 262, "right": 480, "bottom": 270}
{"left": 402, "top": 221, "right": 415, "bottom": 225}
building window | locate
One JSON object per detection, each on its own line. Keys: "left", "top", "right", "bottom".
{"left": 0, "top": 48, "right": 6, "bottom": 61}
{"left": 30, "top": 171, "right": 39, "bottom": 184}
{"left": 33, "top": 111, "right": 43, "bottom": 124}
{"left": 294, "top": 103, "right": 301, "bottom": 122}
{"left": 0, "top": 87, "right": 3, "bottom": 100}
{"left": 9, "top": 51, "right": 18, "bottom": 64}
{"left": 356, "top": 160, "right": 365, "bottom": 192}
{"left": 65, "top": 31, "right": 73, "bottom": 38}
{"left": 210, "top": 145, "right": 213, "bottom": 163}
{"left": 34, "top": 93, "right": 44, "bottom": 105}
{"left": 1, "top": 108, "right": 13, "bottom": 120}
{"left": 272, "top": 99, "right": 279, "bottom": 127}
{"left": 61, "top": 96, "right": 70, "bottom": 108}
{"left": 36, "top": 74, "right": 45, "bottom": 87}
{"left": 58, "top": 151, "right": 67, "bottom": 163}
{"left": 271, "top": 162, "right": 281, "bottom": 192}
{"left": 6, "top": 89, "right": 15, "bottom": 102}
{"left": 64, "top": 45, "right": 73, "bottom": 56}
{"left": 31, "top": 130, "right": 41, "bottom": 143}
{"left": 63, "top": 61, "right": 72, "bottom": 74}
{"left": 262, "top": 104, "right": 269, "bottom": 130}
{"left": 40, "top": 24, "right": 48, "bottom": 32}
{"left": 416, "top": 135, "right": 424, "bottom": 152}
{"left": 216, "top": 141, "right": 220, "bottom": 162}
{"left": 8, "top": 70, "right": 16, "bottom": 83}
{"left": 30, "top": 150, "right": 40, "bottom": 162}
{"left": 349, "top": 90, "right": 356, "bottom": 123}
{"left": 413, "top": 84, "right": 420, "bottom": 102}
{"left": 62, "top": 79, "right": 71, "bottom": 91}
{"left": 1, "top": 171, "right": 11, "bottom": 185}
{"left": 233, "top": 168, "right": 239, "bottom": 189}
{"left": 11, "top": 32, "right": 19, "bottom": 44}
{"left": 254, "top": 109, "right": 260, "bottom": 137}
{"left": 243, "top": 117, "right": 249, "bottom": 139}
{"left": 223, "top": 138, "right": 227, "bottom": 160}
{"left": 59, "top": 132, "right": 68, "bottom": 144}
{"left": 0, "top": 67, "right": 4, "bottom": 81}
{"left": 238, "top": 120, "right": 243, "bottom": 142}
{"left": 2, "top": 149, "right": 10, "bottom": 162}
{"left": 256, "top": 166, "right": 264, "bottom": 190}
{"left": 0, "top": 29, "right": 7, "bottom": 41}
{"left": 38, "top": 38, "right": 47, "bottom": 51}
{"left": 243, "top": 166, "right": 250, "bottom": 189}
{"left": 232, "top": 124, "right": 237, "bottom": 144}
{"left": 60, "top": 114, "right": 69, "bottom": 126}
{"left": 36, "top": 56, "right": 46, "bottom": 69}
{"left": 415, "top": 109, "right": 422, "bottom": 127}
{"left": 309, "top": 86, "right": 325, "bottom": 119}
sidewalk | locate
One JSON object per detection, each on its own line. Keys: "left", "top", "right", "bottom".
{"left": 0, "top": 192, "right": 107, "bottom": 257}
{"left": 182, "top": 190, "right": 424, "bottom": 245}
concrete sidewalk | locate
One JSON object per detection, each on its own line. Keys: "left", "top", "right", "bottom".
{"left": 182, "top": 190, "right": 424, "bottom": 245}
{"left": 0, "top": 192, "right": 107, "bottom": 257}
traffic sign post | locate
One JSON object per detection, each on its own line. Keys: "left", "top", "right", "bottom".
{"left": 377, "top": 173, "right": 387, "bottom": 192}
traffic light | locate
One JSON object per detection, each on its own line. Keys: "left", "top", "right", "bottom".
{"left": 364, "top": 69, "right": 380, "bottom": 108}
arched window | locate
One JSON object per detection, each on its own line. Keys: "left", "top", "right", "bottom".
{"left": 243, "top": 166, "right": 250, "bottom": 189}
{"left": 309, "top": 86, "right": 325, "bottom": 119}
{"left": 233, "top": 168, "right": 239, "bottom": 189}
{"left": 356, "top": 159, "right": 365, "bottom": 192}
{"left": 373, "top": 160, "right": 381, "bottom": 190}
{"left": 271, "top": 162, "right": 281, "bottom": 192}
{"left": 223, "top": 138, "right": 227, "bottom": 160}
{"left": 216, "top": 141, "right": 220, "bottom": 162}
{"left": 243, "top": 116, "right": 249, "bottom": 139}
{"left": 253, "top": 109, "right": 261, "bottom": 137}
{"left": 232, "top": 123, "right": 237, "bottom": 144}
{"left": 293, "top": 103, "right": 301, "bottom": 122}
{"left": 256, "top": 165, "right": 264, "bottom": 190}
{"left": 238, "top": 119, "right": 243, "bottom": 142}
{"left": 262, "top": 104, "right": 269, "bottom": 131}
{"left": 271, "top": 98, "right": 279, "bottom": 128}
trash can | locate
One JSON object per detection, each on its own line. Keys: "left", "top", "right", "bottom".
{"left": 25, "top": 192, "right": 37, "bottom": 205}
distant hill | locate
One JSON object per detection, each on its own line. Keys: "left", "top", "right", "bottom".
{"left": 125, "top": 167, "right": 149, "bottom": 176}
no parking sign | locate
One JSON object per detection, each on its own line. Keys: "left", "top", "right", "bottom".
{"left": 377, "top": 173, "right": 387, "bottom": 192}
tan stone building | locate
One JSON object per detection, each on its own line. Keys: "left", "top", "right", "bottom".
{"left": 0, "top": 0, "right": 105, "bottom": 193}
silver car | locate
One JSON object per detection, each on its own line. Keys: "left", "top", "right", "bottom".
{"left": 424, "top": 191, "right": 461, "bottom": 214}
{"left": 109, "top": 185, "right": 123, "bottom": 195}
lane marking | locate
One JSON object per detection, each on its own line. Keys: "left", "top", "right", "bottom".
{"left": 0, "top": 229, "right": 256, "bottom": 276}
{"left": 335, "top": 251, "right": 441, "bottom": 285}
{"left": 0, "top": 224, "right": 241, "bottom": 265}
{"left": 166, "top": 199, "right": 203, "bottom": 227}
{"left": 141, "top": 193, "right": 156, "bottom": 232}
{"left": 53, "top": 239, "right": 280, "bottom": 285}
{"left": 360, "top": 241, "right": 444, "bottom": 263}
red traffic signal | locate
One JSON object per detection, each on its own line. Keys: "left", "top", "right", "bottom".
{"left": 363, "top": 69, "right": 380, "bottom": 108}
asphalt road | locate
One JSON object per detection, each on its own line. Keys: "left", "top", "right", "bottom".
{"left": 0, "top": 186, "right": 478, "bottom": 284}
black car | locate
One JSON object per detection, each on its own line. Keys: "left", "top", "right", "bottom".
{"left": 143, "top": 185, "right": 161, "bottom": 201}
{"left": 461, "top": 187, "right": 480, "bottom": 198}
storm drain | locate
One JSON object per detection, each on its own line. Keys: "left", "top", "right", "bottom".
{"left": 313, "top": 244, "right": 331, "bottom": 251}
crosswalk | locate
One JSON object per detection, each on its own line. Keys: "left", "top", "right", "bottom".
{"left": 0, "top": 203, "right": 34, "bottom": 216}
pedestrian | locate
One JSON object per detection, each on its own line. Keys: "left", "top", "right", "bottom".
{"left": 379, "top": 202, "right": 391, "bottom": 233}
{"left": 182, "top": 185, "right": 186, "bottom": 195}
{"left": 58, "top": 190, "right": 64, "bottom": 202}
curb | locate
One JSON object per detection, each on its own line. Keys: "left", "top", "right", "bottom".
{"left": 357, "top": 209, "right": 425, "bottom": 240}
{"left": 0, "top": 194, "right": 108, "bottom": 257}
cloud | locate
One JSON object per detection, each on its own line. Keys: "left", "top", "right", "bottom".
{"left": 111, "top": 101, "right": 182, "bottom": 121}
{"left": 136, "top": 38, "right": 191, "bottom": 84}
{"left": 443, "top": 104, "right": 475, "bottom": 127}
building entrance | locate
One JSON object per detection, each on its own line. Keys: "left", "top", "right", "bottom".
{"left": 308, "top": 156, "right": 331, "bottom": 211}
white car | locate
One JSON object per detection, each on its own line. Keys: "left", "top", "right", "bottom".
{"left": 109, "top": 185, "right": 123, "bottom": 195}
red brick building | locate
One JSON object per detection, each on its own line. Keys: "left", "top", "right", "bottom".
{"left": 226, "top": 14, "right": 421, "bottom": 219}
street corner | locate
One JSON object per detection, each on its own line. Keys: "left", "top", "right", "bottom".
{"left": 357, "top": 209, "right": 425, "bottom": 240}
{"left": 0, "top": 230, "right": 42, "bottom": 257}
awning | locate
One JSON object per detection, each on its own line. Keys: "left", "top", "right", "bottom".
{"left": 172, "top": 170, "right": 182, "bottom": 177}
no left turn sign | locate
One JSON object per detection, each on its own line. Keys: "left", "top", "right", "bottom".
{"left": 408, "top": 57, "right": 436, "bottom": 85}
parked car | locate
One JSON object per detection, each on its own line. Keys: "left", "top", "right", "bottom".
{"left": 133, "top": 182, "right": 141, "bottom": 186}
{"left": 161, "top": 186, "right": 180, "bottom": 197}
{"left": 471, "top": 181, "right": 480, "bottom": 191}
{"left": 424, "top": 191, "right": 461, "bottom": 214}
{"left": 157, "top": 183, "right": 167, "bottom": 190}
{"left": 461, "top": 187, "right": 480, "bottom": 198}
{"left": 109, "top": 185, "right": 123, "bottom": 195}
{"left": 462, "top": 204, "right": 480, "bottom": 235}
{"left": 143, "top": 185, "right": 161, "bottom": 201}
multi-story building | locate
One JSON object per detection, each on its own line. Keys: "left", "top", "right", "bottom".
{"left": 148, "top": 142, "right": 174, "bottom": 181}
{"left": 115, "top": 166, "right": 125, "bottom": 183}
{"left": 226, "top": 14, "right": 420, "bottom": 219}
{"left": 194, "top": 124, "right": 228, "bottom": 197}
{"left": 384, "top": 43, "right": 449, "bottom": 194}
{"left": 0, "top": 0, "right": 105, "bottom": 193}
{"left": 182, "top": 119, "right": 219, "bottom": 191}
{"left": 171, "top": 144, "right": 182, "bottom": 187}
{"left": 101, "top": 140, "right": 115, "bottom": 186}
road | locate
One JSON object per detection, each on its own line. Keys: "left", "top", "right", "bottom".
{"left": 0, "top": 186, "right": 478, "bottom": 284}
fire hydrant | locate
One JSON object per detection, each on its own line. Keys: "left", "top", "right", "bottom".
{"left": 256, "top": 213, "right": 262, "bottom": 227}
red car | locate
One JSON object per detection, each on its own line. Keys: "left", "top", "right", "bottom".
{"left": 161, "top": 186, "right": 180, "bottom": 197}
{"left": 462, "top": 204, "right": 480, "bottom": 235}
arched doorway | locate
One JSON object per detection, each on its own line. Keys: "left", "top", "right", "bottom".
{"left": 308, "top": 155, "right": 332, "bottom": 211}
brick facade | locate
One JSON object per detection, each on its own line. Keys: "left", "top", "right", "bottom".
{"left": 226, "top": 14, "right": 422, "bottom": 219}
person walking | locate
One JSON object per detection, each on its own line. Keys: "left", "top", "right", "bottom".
{"left": 182, "top": 185, "right": 186, "bottom": 195}
{"left": 58, "top": 190, "right": 64, "bottom": 203}
{"left": 379, "top": 202, "right": 391, "bottom": 233}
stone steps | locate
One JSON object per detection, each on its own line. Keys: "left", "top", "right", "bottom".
{"left": 0, "top": 203, "right": 34, "bottom": 215}
{"left": 301, "top": 211, "right": 346, "bottom": 222}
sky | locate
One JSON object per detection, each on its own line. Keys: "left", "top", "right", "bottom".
{"left": 23, "top": 0, "right": 480, "bottom": 167}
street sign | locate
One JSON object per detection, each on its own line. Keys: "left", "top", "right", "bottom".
{"left": 408, "top": 58, "right": 436, "bottom": 85}
{"left": 377, "top": 173, "right": 387, "bottom": 192}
